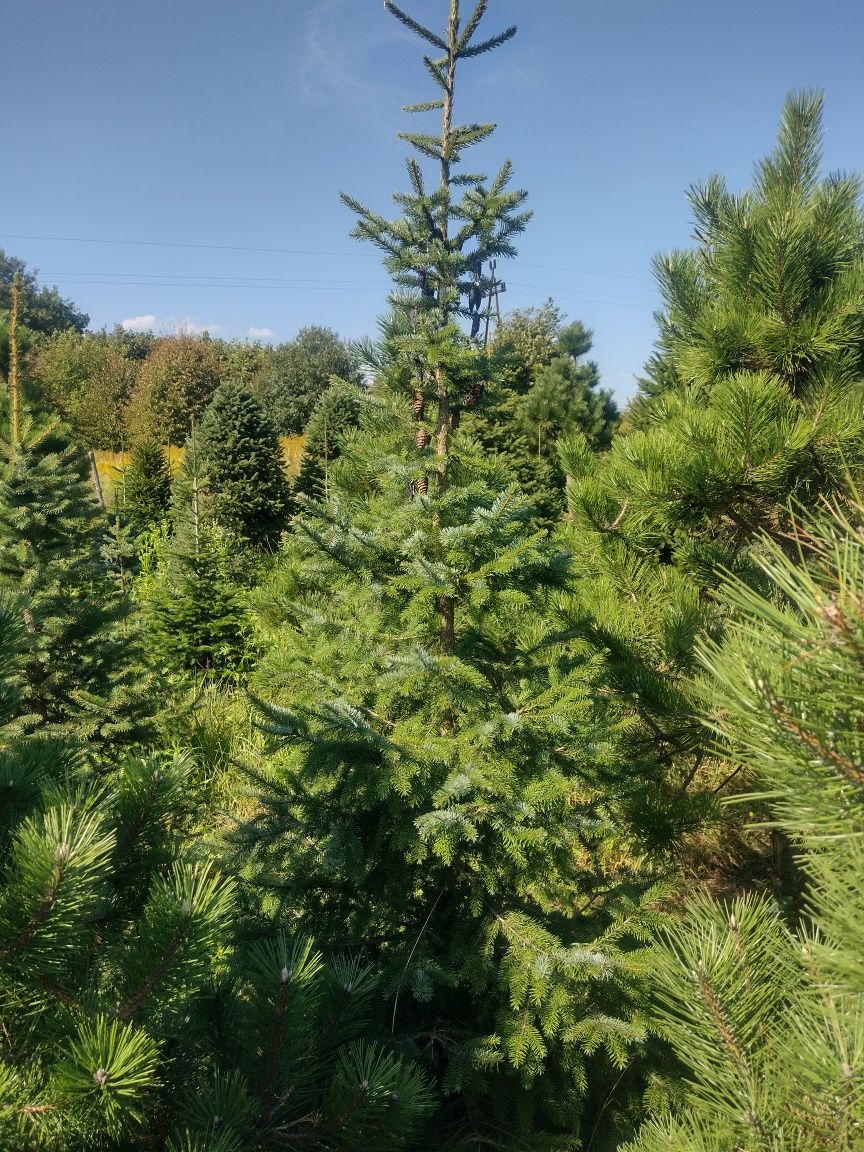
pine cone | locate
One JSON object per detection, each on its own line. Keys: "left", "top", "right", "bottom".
{"left": 463, "top": 382, "right": 484, "bottom": 409}
{"left": 416, "top": 474, "right": 428, "bottom": 495}
{"left": 415, "top": 425, "right": 430, "bottom": 450}
{"left": 412, "top": 391, "right": 426, "bottom": 418}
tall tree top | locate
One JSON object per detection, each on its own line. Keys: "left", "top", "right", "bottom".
{"left": 342, "top": 0, "right": 530, "bottom": 336}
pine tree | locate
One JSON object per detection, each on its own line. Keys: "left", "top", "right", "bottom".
{"left": 240, "top": 5, "right": 667, "bottom": 1144}
{"left": 559, "top": 92, "right": 864, "bottom": 859}
{"left": 194, "top": 380, "right": 288, "bottom": 549}
{"left": 622, "top": 496, "right": 864, "bottom": 1152}
{"left": 0, "top": 594, "right": 430, "bottom": 1150}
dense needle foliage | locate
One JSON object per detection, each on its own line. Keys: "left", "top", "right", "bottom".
{"left": 2, "top": 7, "right": 864, "bottom": 1151}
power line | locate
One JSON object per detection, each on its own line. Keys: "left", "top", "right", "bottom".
{"left": 39, "top": 269, "right": 654, "bottom": 304}
{"left": 0, "top": 231, "right": 370, "bottom": 259}
{"left": 3, "top": 231, "right": 655, "bottom": 283}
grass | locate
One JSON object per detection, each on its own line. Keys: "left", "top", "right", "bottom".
{"left": 93, "top": 435, "right": 305, "bottom": 501}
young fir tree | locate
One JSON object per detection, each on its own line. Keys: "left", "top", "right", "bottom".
{"left": 193, "top": 380, "right": 288, "bottom": 549}
{"left": 138, "top": 432, "right": 252, "bottom": 680}
{"left": 0, "top": 592, "right": 430, "bottom": 1151}
{"left": 292, "top": 377, "right": 365, "bottom": 502}
{"left": 0, "top": 279, "right": 153, "bottom": 750}
{"left": 622, "top": 497, "right": 864, "bottom": 1152}
{"left": 124, "top": 437, "right": 172, "bottom": 534}
{"left": 559, "top": 92, "right": 864, "bottom": 860}
{"left": 241, "top": 5, "right": 668, "bottom": 1145}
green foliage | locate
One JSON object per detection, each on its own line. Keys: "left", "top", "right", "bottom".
{"left": 465, "top": 303, "right": 618, "bottom": 527}
{"left": 559, "top": 93, "right": 864, "bottom": 852}
{"left": 293, "top": 377, "right": 366, "bottom": 502}
{"left": 0, "top": 405, "right": 154, "bottom": 749}
{"left": 29, "top": 329, "right": 138, "bottom": 449}
{"left": 342, "top": 0, "right": 530, "bottom": 381}
{"left": 125, "top": 334, "right": 223, "bottom": 447}
{"left": 628, "top": 90, "right": 864, "bottom": 426}
{"left": 624, "top": 499, "right": 864, "bottom": 1151}
{"left": 241, "top": 391, "right": 668, "bottom": 1145}
{"left": 124, "top": 438, "right": 172, "bottom": 533}
{"left": 138, "top": 522, "right": 252, "bottom": 681}
{"left": 252, "top": 326, "right": 360, "bottom": 436}
{"left": 194, "top": 380, "right": 288, "bottom": 548}
{"left": 0, "top": 248, "right": 89, "bottom": 338}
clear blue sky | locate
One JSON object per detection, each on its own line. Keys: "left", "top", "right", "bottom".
{"left": 5, "top": 0, "right": 863, "bottom": 401}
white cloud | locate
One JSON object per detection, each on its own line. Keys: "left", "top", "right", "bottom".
{"left": 175, "top": 318, "right": 222, "bottom": 336}
{"left": 298, "top": 0, "right": 399, "bottom": 111}
{"left": 121, "top": 314, "right": 157, "bottom": 332}
{"left": 121, "top": 314, "right": 222, "bottom": 336}
{"left": 246, "top": 326, "right": 277, "bottom": 341}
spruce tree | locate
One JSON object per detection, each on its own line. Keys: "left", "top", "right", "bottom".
{"left": 241, "top": 5, "right": 666, "bottom": 1144}
{"left": 194, "top": 380, "right": 288, "bottom": 549}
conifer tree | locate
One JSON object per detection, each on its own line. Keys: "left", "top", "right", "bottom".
{"left": 0, "top": 297, "right": 153, "bottom": 750}
{"left": 622, "top": 497, "right": 864, "bottom": 1151}
{"left": 138, "top": 434, "right": 252, "bottom": 680}
{"left": 124, "top": 437, "right": 172, "bottom": 534}
{"left": 465, "top": 303, "right": 618, "bottom": 526}
{"left": 560, "top": 92, "right": 864, "bottom": 857}
{"left": 194, "top": 380, "right": 288, "bottom": 549}
{"left": 242, "top": 5, "right": 666, "bottom": 1144}
{"left": 293, "top": 377, "right": 365, "bottom": 502}
{"left": 0, "top": 593, "right": 430, "bottom": 1150}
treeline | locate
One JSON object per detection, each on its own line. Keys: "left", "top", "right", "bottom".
{"left": 1, "top": 2, "right": 864, "bottom": 1150}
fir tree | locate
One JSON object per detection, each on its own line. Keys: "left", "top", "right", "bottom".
{"left": 465, "top": 303, "right": 619, "bottom": 527}
{"left": 293, "top": 377, "right": 365, "bottom": 502}
{"left": 124, "top": 437, "right": 172, "bottom": 534}
{"left": 194, "top": 380, "right": 288, "bottom": 549}
{"left": 241, "top": 5, "right": 666, "bottom": 1144}
{"left": 138, "top": 434, "right": 253, "bottom": 680}
{"left": 0, "top": 300, "right": 153, "bottom": 749}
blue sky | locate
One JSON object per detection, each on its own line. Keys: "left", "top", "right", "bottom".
{"left": 6, "top": 0, "right": 863, "bottom": 401}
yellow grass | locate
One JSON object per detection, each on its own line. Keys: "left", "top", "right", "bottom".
{"left": 92, "top": 435, "right": 306, "bottom": 500}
